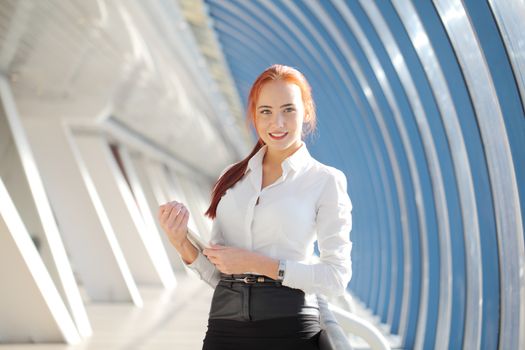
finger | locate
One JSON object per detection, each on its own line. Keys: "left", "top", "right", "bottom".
{"left": 166, "top": 204, "right": 183, "bottom": 227}
{"left": 166, "top": 202, "right": 179, "bottom": 210}
{"left": 172, "top": 207, "right": 187, "bottom": 229}
{"left": 203, "top": 249, "right": 217, "bottom": 258}
{"left": 158, "top": 204, "right": 167, "bottom": 218}
{"left": 175, "top": 210, "right": 189, "bottom": 231}
{"left": 159, "top": 204, "right": 172, "bottom": 217}
{"left": 163, "top": 203, "right": 177, "bottom": 215}
{"left": 160, "top": 205, "right": 175, "bottom": 224}
{"left": 182, "top": 209, "right": 190, "bottom": 225}
{"left": 159, "top": 206, "right": 169, "bottom": 224}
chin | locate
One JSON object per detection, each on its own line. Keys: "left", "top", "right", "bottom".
{"left": 265, "top": 139, "right": 299, "bottom": 150}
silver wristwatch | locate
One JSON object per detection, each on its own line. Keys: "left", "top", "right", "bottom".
{"left": 277, "top": 259, "right": 286, "bottom": 281}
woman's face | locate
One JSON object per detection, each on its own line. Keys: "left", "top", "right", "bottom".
{"left": 255, "top": 80, "right": 305, "bottom": 152}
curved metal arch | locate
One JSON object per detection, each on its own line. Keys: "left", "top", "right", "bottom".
{"left": 432, "top": 1, "right": 525, "bottom": 349}
{"left": 331, "top": 1, "right": 439, "bottom": 341}
{"left": 357, "top": 1, "right": 482, "bottom": 349}
{"left": 488, "top": 0, "right": 525, "bottom": 109}
{"left": 390, "top": 2, "right": 480, "bottom": 348}
{"left": 354, "top": 0, "right": 432, "bottom": 330}
{"left": 312, "top": 1, "right": 402, "bottom": 326}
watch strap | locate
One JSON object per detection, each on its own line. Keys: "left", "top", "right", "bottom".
{"left": 277, "top": 259, "right": 286, "bottom": 281}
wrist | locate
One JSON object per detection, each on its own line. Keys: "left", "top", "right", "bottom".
{"left": 175, "top": 236, "right": 199, "bottom": 265}
{"left": 250, "top": 253, "right": 280, "bottom": 280}
{"left": 173, "top": 235, "right": 191, "bottom": 251}
{"left": 247, "top": 252, "right": 260, "bottom": 273}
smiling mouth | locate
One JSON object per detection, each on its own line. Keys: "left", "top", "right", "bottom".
{"left": 269, "top": 132, "right": 288, "bottom": 140}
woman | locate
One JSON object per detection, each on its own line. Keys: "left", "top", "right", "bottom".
{"left": 159, "top": 64, "right": 353, "bottom": 350}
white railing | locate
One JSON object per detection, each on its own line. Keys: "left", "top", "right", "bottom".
{"left": 317, "top": 295, "right": 391, "bottom": 350}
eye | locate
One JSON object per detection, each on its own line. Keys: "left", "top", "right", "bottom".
{"left": 284, "top": 107, "right": 295, "bottom": 113}
{"left": 259, "top": 109, "right": 271, "bottom": 115}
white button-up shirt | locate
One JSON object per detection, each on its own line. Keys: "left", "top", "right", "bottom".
{"left": 183, "top": 141, "right": 353, "bottom": 298}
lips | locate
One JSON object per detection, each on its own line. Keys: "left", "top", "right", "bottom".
{"left": 269, "top": 132, "right": 288, "bottom": 140}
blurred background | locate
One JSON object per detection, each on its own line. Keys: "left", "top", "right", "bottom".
{"left": 0, "top": 1, "right": 524, "bottom": 349}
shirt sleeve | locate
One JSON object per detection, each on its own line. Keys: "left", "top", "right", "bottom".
{"left": 181, "top": 218, "right": 223, "bottom": 289}
{"left": 281, "top": 169, "right": 353, "bottom": 298}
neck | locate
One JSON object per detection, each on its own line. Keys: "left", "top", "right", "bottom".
{"left": 263, "top": 141, "right": 303, "bottom": 167}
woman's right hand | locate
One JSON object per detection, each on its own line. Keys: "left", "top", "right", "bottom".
{"left": 158, "top": 200, "right": 190, "bottom": 247}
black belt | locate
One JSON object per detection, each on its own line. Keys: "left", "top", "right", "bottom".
{"left": 219, "top": 273, "right": 281, "bottom": 284}
{"left": 211, "top": 274, "right": 317, "bottom": 321}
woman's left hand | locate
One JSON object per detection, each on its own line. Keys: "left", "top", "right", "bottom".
{"left": 203, "top": 244, "right": 255, "bottom": 274}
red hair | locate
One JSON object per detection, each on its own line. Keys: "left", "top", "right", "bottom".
{"left": 204, "top": 64, "right": 317, "bottom": 219}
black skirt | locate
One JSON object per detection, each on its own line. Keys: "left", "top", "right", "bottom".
{"left": 203, "top": 315, "right": 322, "bottom": 350}
{"left": 202, "top": 278, "right": 322, "bottom": 350}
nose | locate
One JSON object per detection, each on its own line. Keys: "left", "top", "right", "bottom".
{"left": 273, "top": 111, "right": 285, "bottom": 127}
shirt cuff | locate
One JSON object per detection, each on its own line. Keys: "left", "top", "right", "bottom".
{"left": 281, "top": 259, "right": 314, "bottom": 292}
{"left": 184, "top": 250, "right": 208, "bottom": 269}
{"left": 281, "top": 259, "right": 349, "bottom": 298}
{"left": 183, "top": 250, "right": 220, "bottom": 289}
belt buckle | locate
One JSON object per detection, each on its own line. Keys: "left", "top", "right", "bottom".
{"left": 242, "top": 276, "right": 257, "bottom": 284}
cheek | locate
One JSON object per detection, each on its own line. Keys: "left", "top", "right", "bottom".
{"left": 255, "top": 119, "right": 268, "bottom": 132}
{"left": 290, "top": 119, "right": 302, "bottom": 131}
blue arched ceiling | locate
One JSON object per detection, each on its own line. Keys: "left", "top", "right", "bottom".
{"left": 204, "top": 1, "right": 525, "bottom": 349}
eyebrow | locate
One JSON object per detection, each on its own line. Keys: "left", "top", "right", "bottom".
{"left": 257, "top": 103, "right": 295, "bottom": 110}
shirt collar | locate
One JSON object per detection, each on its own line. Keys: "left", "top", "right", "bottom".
{"left": 246, "top": 141, "right": 312, "bottom": 175}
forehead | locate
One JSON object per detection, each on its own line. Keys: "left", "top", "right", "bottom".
{"left": 257, "top": 80, "right": 302, "bottom": 105}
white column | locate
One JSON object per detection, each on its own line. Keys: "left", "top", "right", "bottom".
{"left": 20, "top": 116, "right": 141, "bottom": 305}
{"left": 0, "top": 179, "right": 81, "bottom": 344}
